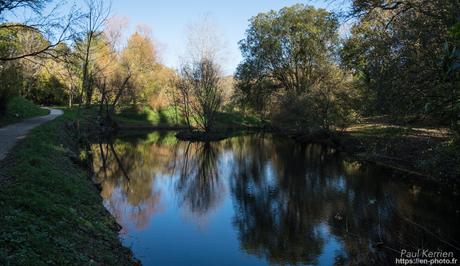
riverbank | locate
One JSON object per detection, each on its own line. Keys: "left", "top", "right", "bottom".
{"left": 175, "top": 129, "right": 259, "bottom": 141}
{"left": 0, "top": 108, "right": 137, "bottom": 265}
{"left": 338, "top": 122, "right": 459, "bottom": 182}
{"left": 117, "top": 106, "right": 459, "bottom": 181}
{"left": 113, "top": 106, "right": 184, "bottom": 130}
{"left": 292, "top": 120, "right": 459, "bottom": 182}
{"left": 114, "top": 106, "right": 267, "bottom": 140}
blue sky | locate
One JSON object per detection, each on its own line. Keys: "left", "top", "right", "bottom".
{"left": 8, "top": 0, "right": 348, "bottom": 74}
{"left": 107, "top": 0, "right": 347, "bottom": 75}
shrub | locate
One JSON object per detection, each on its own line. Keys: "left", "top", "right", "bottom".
{"left": 0, "top": 65, "right": 22, "bottom": 113}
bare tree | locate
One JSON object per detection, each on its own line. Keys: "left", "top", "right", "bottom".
{"left": 94, "top": 64, "right": 131, "bottom": 124}
{"left": 183, "top": 14, "right": 227, "bottom": 67}
{"left": 175, "top": 73, "right": 193, "bottom": 130}
{"left": 77, "top": 0, "right": 111, "bottom": 106}
{"left": 61, "top": 49, "right": 81, "bottom": 108}
{"left": 103, "top": 16, "right": 129, "bottom": 52}
{"left": 177, "top": 59, "right": 223, "bottom": 132}
{"left": 174, "top": 16, "right": 226, "bottom": 133}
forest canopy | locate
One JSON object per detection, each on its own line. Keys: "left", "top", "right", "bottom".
{"left": 234, "top": 1, "right": 459, "bottom": 133}
{"left": 0, "top": 0, "right": 459, "bottom": 135}
{"left": 0, "top": 0, "right": 174, "bottom": 116}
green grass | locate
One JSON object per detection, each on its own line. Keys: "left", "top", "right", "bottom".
{"left": 114, "top": 106, "right": 182, "bottom": 127}
{"left": 0, "top": 108, "right": 135, "bottom": 266}
{"left": 114, "top": 105, "right": 264, "bottom": 131}
{"left": 0, "top": 97, "right": 49, "bottom": 127}
{"left": 215, "top": 111, "right": 264, "bottom": 131}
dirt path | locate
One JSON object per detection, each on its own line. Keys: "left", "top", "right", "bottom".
{"left": 0, "top": 108, "right": 63, "bottom": 161}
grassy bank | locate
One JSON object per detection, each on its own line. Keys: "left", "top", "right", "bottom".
{"left": 114, "top": 106, "right": 183, "bottom": 129}
{"left": 0, "top": 96, "right": 49, "bottom": 127}
{"left": 114, "top": 105, "right": 265, "bottom": 131}
{"left": 0, "top": 108, "right": 136, "bottom": 265}
{"left": 214, "top": 111, "right": 265, "bottom": 130}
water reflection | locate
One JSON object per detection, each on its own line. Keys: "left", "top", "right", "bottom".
{"left": 229, "top": 139, "right": 344, "bottom": 264}
{"left": 174, "top": 141, "right": 224, "bottom": 216}
{"left": 91, "top": 133, "right": 175, "bottom": 230}
{"left": 91, "top": 133, "right": 460, "bottom": 265}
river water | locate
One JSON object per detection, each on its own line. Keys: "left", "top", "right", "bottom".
{"left": 91, "top": 132, "right": 459, "bottom": 265}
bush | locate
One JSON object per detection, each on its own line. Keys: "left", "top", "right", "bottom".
{"left": 5, "top": 96, "right": 48, "bottom": 119}
{"left": 30, "top": 74, "right": 67, "bottom": 106}
{"left": 0, "top": 65, "right": 22, "bottom": 113}
{"left": 0, "top": 96, "right": 49, "bottom": 126}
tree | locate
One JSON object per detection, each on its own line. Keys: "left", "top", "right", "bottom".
{"left": 90, "top": 25, "right": 132, "bottom": 123}
{"left": 76, "top": 0, "right": 111, "bottom": 106}
{"left": 0, "top": 0, "right": 76, "bottom": 61}
{"left": 176, "top": 58, "right": 223, "bottom": 132}
{"left": 233, "top": 62, "right": 277, "bottom": 118}
{"left": 94, "top": 63, "right": 131, "bottom": 124}
{"left": 237, "top": 4, "right": 339, "bottom": 95}
{"left": 121, "top": 29, "right": 158, "bottom": 106}
{"left": 0, "top": 0, "right": 80, "bottom": 108}
{"left": 0, "top": 0, "right": 76, "bottom": 110}
{"left": 184, "top": 15, "right": 226, "bottom": 66}
{"left": 59, "top": 44, "right": 82, "bottom": 107}
{"left": 236, "top": 4, "right": 349, "bottom": 131}
{"left": 442, "top": 22, "right": 460, "bottom": 133}
{"left": 14, "top": 28, "right": 54, "bottom": 99}
{"left": 342, "top": 0, "right": 460, "bottom": 128}
{"left": 174, "top": 16, "right": 226, "bottom": 133}
{"left": 0, "top": 64, "right": 22, "bottom": 113}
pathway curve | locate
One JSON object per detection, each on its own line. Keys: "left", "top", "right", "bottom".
{"left": 0, "top": 108, "right": 63, "bottom": 160}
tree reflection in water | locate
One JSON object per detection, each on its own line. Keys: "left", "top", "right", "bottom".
{"left": 91, "top": 134, "right": 172, "bottom": 230}
{"left": 91, "top": 133, "right": 460, "bottom": 265}
{"left": 91, "top": 133, "right": 226, "bottom": 229}
{"left": 173, "top": 141, "right": 224, "bottom": 217}
{"left": 229, "top": 137, "right": 340, "bottom": 264}
{"left": 227, "top": 135, "right": 459, "bottom": 265}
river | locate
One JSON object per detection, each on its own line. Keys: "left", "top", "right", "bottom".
{"left": 91, "top": 132, "right": 459, "bottom": 265}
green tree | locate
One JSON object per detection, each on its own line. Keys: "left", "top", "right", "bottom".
{"left": 0, "top": 0, "right": 76, "bottom": 61}
{"left": 237, "top": 4, "right": 339, "bottom": 96}
{"left": 121, "top": 30, "right": 159, "bottom": 106}
{"left": 0, "top": 64, "right": 22, "bottom": 113}
{"left": 342, "top": 0, "right": 460, "bottom": 128}
{"left": 236, "top": 4, "right": 349, "bottom": 131}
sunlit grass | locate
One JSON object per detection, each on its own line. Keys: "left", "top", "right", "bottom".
{"left": 0, "top": 96, "right": 49, "bottom": 127}
{"left": 114, "top": 105, "right": 264, "bottom": 131}
{"left": 115, "top": 105, "right": 182, "bottom": 126}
